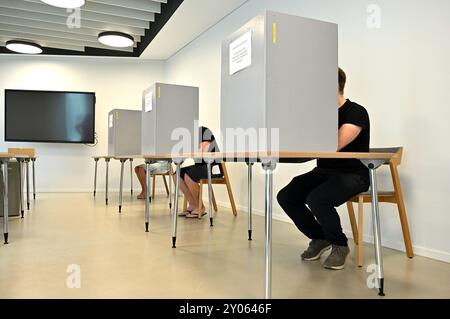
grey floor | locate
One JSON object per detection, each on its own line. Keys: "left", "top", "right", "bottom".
{"left": 0, "top": 192, "right": 449, "bottom": 299}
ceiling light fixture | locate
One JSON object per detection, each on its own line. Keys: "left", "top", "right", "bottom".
{"left": 98, "top": 31, "right": 134, "bottom": 48}
{"left": 6, "top": 40, "right": 43, "bottom": 54}
{"left": 40, "top": 0, "right": 85, "bottom": 9}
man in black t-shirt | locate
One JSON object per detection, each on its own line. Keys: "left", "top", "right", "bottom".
{"left": 277, "top": 68, "right": 370, "bottom": 270}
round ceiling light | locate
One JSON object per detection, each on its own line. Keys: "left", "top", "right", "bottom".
{"left": 6, "top": 40, "right": 43, "bottom": 54}
{"left": 40, "top": 0, "right": 85, "bottom": 9}
{"left": 98, "top": 31, "right": 134, "bottom": 48}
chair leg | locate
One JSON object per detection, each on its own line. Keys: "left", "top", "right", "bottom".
{"left": 357, "top": 196, "right": 364, "bottom": 268}
{"left": 390, "top": 169, "right": 414, "bottom": 258}
{"left": 162, "top": 175, "right": 169, "bottom": 196}
{"left": 198, "top": 181, "right": 203, "bottom": 219}
{"left": 211, "top": 188, "right": 218, "bottom": 212}
{"left": 224, "top": 178, "right": 237, "bottom": 216}
{"left": 152, "top": 175, "right": 156, "bottom": 200}
{"left": 347, "top": 202, "right": 358, "bottom": 245}
{"left": 183, "top": 196, "right": 188, "bottom": 212}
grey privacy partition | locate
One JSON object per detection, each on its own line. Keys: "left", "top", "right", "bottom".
{"left": 108, "top": 109, "right": 142, "bottom": 157}
{"left": 107, "top": 109, "right": 142, "bottom": 211}
{"left": 220, "top": 12, "right": 339, "bottom": 298}
{"left": 0, "top": 161, "right": 21, "bottom": 218}
{"left": 221, "top": 11, "right": 338, "bottom": 153}
{"left": 141, "top": 83, "right": 199, "bottom": 155}
{"left": 141, "top": 83, "right": 199, "bottom": 231}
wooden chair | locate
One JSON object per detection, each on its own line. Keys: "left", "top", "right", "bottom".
{"left": 151, "top": 172, "right": 170, "bottom": 199}
{"left": 346, "top": 147, "right": 414, "bottom": 267}
{"left": 183, "top": 162, "right": 237, "bottom": 218}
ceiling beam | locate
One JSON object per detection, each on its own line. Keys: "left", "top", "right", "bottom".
{"left": 0, "top": 0, "right": 152, "bottom": 28}
{"left": 24, "top": 0, "right": 159, "bottom": 20}
{"left": 89, "top": 0, "right": 163, "bottom": 13}
{"left": 0, "top": 16, "right": 142, "bottom": 41}
{"left": 0, "top": 9, "right": 146, "bottom": 36}
{"left": 0, "top": 30, "right": 135, "bottom": 52}
{"left": 0, "top": 23, "right": 138, "bottom": 48}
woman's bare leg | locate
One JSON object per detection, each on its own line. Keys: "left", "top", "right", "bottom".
{"left": 135, "top": 166, "right": 147, "bottom": 199}
{"left": 185, "top": 175, "right": 204, "bottom": 214}
{"left": 179, "top": 177, "right": 196, "bottom": 211}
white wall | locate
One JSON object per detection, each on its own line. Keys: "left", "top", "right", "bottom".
{"left": 0, "top": 56, "right": 165, "bottom": 192}
{"left": 163, "top": 0, "right": 450, "bottom": 262}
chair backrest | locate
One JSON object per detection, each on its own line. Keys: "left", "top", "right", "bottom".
{"left": 8, "top": 148, "right": 36, "bottom": 157}
{"left": 370, "top": 147, "right": 403, "bottom": 167}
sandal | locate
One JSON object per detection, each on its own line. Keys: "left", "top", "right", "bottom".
{"left": 178, "top": 210, "right": 192, "bottom": 217}
{"left": 186, "top": 211, "right": 207, "bottom": 218}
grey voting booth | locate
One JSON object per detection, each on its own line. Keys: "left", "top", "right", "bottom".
{"left": 221, "top": 11, "right": 338, "bottom": 152}
{"left": 141, "top": 83, "right": 199, "bottom": 155}
{"left": 108, "top": 109, "right": 142, "bottom": 156}
{"left": 0, "top": 162, "right": 21, "bottom": 218}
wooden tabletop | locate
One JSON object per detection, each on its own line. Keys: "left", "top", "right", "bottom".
{"left": 0, "top": 153, "right": 14, "bottom": 159}
{"left": 142, "top": 148, "right": 399, "bottom": 162}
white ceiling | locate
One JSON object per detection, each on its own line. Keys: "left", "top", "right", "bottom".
{"left": 0, "top": 0, "right": 166, "bottom": 53}
{"left": 140, "top": 0, "right": 248, "bottom": 60}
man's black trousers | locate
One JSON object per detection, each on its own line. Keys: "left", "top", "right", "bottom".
{"left": 277, "top": 168, "right": 370, "bottom": 246}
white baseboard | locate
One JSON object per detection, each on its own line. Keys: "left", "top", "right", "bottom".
{"left": 216, "top": 200, "right": 450, "bottom": 264}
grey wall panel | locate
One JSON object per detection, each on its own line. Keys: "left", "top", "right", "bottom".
{"left": 108, "top": 109, "right": 142, "bottom": 156}
{"left": 265, "top": 12, "right": 338, "bottom": 152}
{"left": 221, "top": 15, "right": 266, "bottom": 153}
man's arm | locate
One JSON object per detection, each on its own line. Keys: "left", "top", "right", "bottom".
{"left": 337, "top": 124, "right": 362, "bottom": 151}
{"left": 200, "top": 141, "right": 211, "bottom": 153}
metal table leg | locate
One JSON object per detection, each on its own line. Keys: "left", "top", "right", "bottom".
{"left": 119, "top": 159, "right": 125, "bottom": 213}
{"left": 105, "top": 158, "right": 110, "bottom": 205}
{"left": 17, "top": 159, "right": 24, "bottom": 218}
{"left": 93, "top": 158, "right": 99, "bottom": 197}
{"left": 262, "top": 161, "right": 276, "bottom": 299}
{"left": 168, "top": 162, "right": 173, "bottom": 210}
{"left": 145, "top": 161, "right": 152, "bottom": 232}
{"left": 362, "top": 159, "right": 386, "bottom": 297}
{"left": 206, "top": 160, "right": 214, "bottom": 227}
{"left": 172, "top": 161, "right": 182, "bottom": 248}
{"left": 130, "top": 159, "right": 133, "bottom": 195}
{"left": 2, "top": 160, "right": 9, "bottom": 244}
{"left": 248, "top": 162, "right": 253, "bottom": 241}
{"left": 32, "top": 158, "right": 36, "bottom": 200}
{"left": 26, "top": 159, "right": 30, "bottom": 210}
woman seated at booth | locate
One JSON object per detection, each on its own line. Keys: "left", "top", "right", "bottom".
{"left": 135, "top": 161, "right": 169, "bottom": 200}
{"left": 178, "top": 126, "right": 223, "bottom": 218}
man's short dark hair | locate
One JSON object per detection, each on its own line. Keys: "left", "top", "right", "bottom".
{"left": 338, "top": 68, "right": 346, "bottom": 95}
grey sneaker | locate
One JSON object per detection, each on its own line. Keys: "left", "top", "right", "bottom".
{"left": 323, "top": 245, "right": 350, "bottom": 270}
{"left": 301, "top": 239, "right": 332, "bottom": 261}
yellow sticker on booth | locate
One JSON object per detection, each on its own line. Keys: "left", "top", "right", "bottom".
{"left": 115, "top": 112, "right": 119, "bottom": 120}
{"left": 158, "top": 86, "right": 161, "bottom": 98}
{"left": 273, "top": 23, "right": 277, "bottom": 44}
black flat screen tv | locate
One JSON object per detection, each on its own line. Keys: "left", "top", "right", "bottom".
{"left": 5, "top": 89, "right": 96, "bottom": 144}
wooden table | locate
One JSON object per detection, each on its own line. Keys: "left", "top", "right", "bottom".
{"left": 0, "top": 153, "right": 14, "bottom": 244}
{"left": 143, "top": 149, "right": 397, "bottom": 298}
